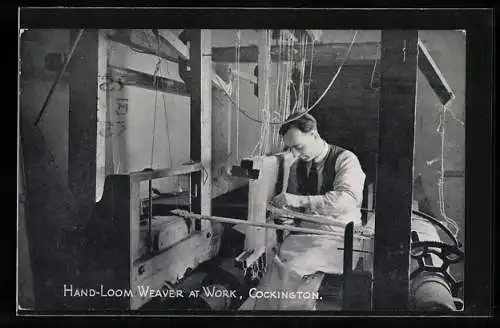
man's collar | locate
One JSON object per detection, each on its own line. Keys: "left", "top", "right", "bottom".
{"left": 313, "top": 141, "right": 329, "bottom": 164}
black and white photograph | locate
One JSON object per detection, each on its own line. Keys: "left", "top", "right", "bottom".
{"left": 17, "top": 8, "right": 494, "bottom": 316}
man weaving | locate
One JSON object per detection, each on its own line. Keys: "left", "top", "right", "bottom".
{"left": 243, "top": 112, "right": 367, "bottom": 310}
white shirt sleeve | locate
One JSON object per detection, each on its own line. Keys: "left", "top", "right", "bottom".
{"left": 306, "top": 150, "right": 366, "bottom": 217}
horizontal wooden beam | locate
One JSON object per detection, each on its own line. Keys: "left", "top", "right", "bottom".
{"left": 129, "top": 162, "right": 203, "bottom": 182}
{"left": 106, "top": 30, "right": 179, "bottom": 63}
{"left": 171, "top": 209, "right": 372, "bottom": 240}
{"left": 211, "top": 42, "right": 380, "bottom": 65}
{"left": 157, "top": 29, "right": 189, "bottom": 60}
{"left": 108, "top": 29, "right": 232, "bottom": 93}
{"left": 417, "top": 38, "right": 455, "bottom": 105}
{"left": 443, "top": 170, "right": 465, "bottom": 178}
{"left": 108, "top": 65, "right": 189, "bottom": 96}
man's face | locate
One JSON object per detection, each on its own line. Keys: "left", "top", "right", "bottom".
{"left": 283, "top": 127, "right": 319, "bottom": 162}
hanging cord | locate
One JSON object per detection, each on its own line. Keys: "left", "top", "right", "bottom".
{"left": 235, "top": 30, "right": 241, "bottom": 163}
{"left": 369, "top": 43, "right": 380, "bottom": 90}
{"left": 252, "top": 30, "right": 273, "bottom": 156}
{"left": 435, "top": 101, "right": 462, "bottom": 238}
{"left": 34, "top": 29, "right": 85, "bottom": 126}
{"left": 220, "top": 30, "right": 359, "bottom": 125}
{"left": 151, "top": 30, "right": 181, "bottom": 207}
{"left": 272, "top": 32, "right": 283, "bottom": 147}
{"left": 305, "top": 39, "right": 316, "bottom": 109}
{"left": 149, "top": 36, "right": 162, "bottom": 167}
{"left": 298, "top": 34, "right": 307, "bottom": 111}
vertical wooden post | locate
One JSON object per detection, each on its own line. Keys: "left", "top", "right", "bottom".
{"left": 373, "top": 30, "right": 419, "bottom": 311}
{"left": 243, "top": 30, "right": 272, "bottom": 250}
{"left": 189, "top": 29, "right": 212, "bottom": 230}
{"left": 96, "top": 29, "right": 107, "bottom": 202}
{"left": 68, "top": 29, "right": 98, "bottom": 224}
{"left": 258, "top": 30, "right": 271, "bottom": 154}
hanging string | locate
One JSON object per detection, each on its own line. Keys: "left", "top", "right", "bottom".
{"left": 298, "top": 33, "right": 307, "bottom": 111}
{"left": 305, "top": 39, "right": 316, "bottom": 109}
{"left": 447, "top": 106, "right": 465, "bottom": 126}
{"left": 369, "top": 43, "right": 380, "bottom": 90}
{"left": 436, "top": 102, "right": 461, "bottom": 238}
{"left": 252, "top": 30, "right": 273, "bottom": 156}
{"left": 220, "top": 30, "right": 359, "bottom": 125}
{"left": 150, "top": 57, "right": 161, "bottom": 168}
{"left": 235, "top": 30, "right": 241, "bottom": 163}
{"left": 272, "top": 31, "right": 283, "bottom": 148}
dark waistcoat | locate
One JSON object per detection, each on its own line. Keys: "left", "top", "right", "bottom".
{"left": 286, "top": 144, "right": 345, "bottom": 196}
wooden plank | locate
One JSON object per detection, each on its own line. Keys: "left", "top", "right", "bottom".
{"left": 108, "top": 29, "right": 231, "bottom": 92}
{"left": 189, "top": 30, "right": 202, "bottom": 231}
{"left": 172, "top": 209, "right": 370, "bottom": 239}
{"left": 188, "top": 30, "right": 212, "bottom": 232}
{"left": 106, "top": 29, "right": 179, "bottom": 63}
{"left": 443, "top": 170, "right": 465, "bottom": 178}
{"left": 68, "top": 29, "right": 98, "bottom": 223}
{"left": 129, "top": 162, "right": 203, "bottom": 182}
{"left": 200, "top": 29, "right": 212, "bottom": 225}
{"left": 372, "top": 30, "right": 419, "bottom": 311}
{"left": 108, "top": 65, "right": 189, "bottom": 97}
{"left": 18, "top": 146, "right": 35, "bottom": 308}
{"left": 212, "top": 42, "right": 380, "bottom": 64}
{"left": 417, "top": 39, "right": 454, "bottom": 106}
{"left": 131, "top": 229, "right": 219, "bottom": 309}
{"left": 257, "top": 30, "right": 272, "bottom": 154}
{"left": 96, "top": 30, "right": 107, "bottom": 202}
{"left": 107, "top": 38, "right": 182, "bottom": 82}
{"left": 245, "top": 156, "right": 280, "bottom": 251}
{"left": 157, "top": 29, "right": 189, "bottom": 60}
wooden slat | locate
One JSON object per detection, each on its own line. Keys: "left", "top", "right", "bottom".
{"left": 188, "top": 30, "right": 213, "bottom": 232}
{"left": 212, "top": 42, "right": 380, "bottom": 64}
{"left": 443, "top": 170, "right": 465, "bottom": 178}
{"left": 68, "top": 29, "right": 98, "bottom": 223}
{"left": 108, "top": 29, "right": 232, "bottom": 93}
{"left": 417, "top": 39, "right": 455, "bottom": 106}
{"left": 128, "top": 162, "right": 203, "bottom": 182}
{"left": 96, "top": 30, "right": 107, "bottom": 202}
{"left": 200, "top": 29, "right": 212, "bottom": 224}
{"left": 257, "top": 30, "right": 271, "bottom": 153}
{"left": 106, "top": 29, "right": 179, "bottom": 63}
{"left": 372, "top": 30, "right": 419, "bottom": 311}
{"left": 130, "top": 230, "right": 218, "bottom": 309}
{"left": 108, "top": 65, "right": 189, "bottom": 96}
{"left": 157, "top": 29, "right": 189, "bottom": 60}
{"left": 171, "top": 210, "right": 369, "bottom": 239}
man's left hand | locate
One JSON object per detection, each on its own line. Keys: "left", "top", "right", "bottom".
{"left": 270, "top": 192, "right": 304, "bottom": 209}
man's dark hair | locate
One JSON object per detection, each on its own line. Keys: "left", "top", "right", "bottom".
{"left": 278, "top": 112, "right": 318, "bottom": 136}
